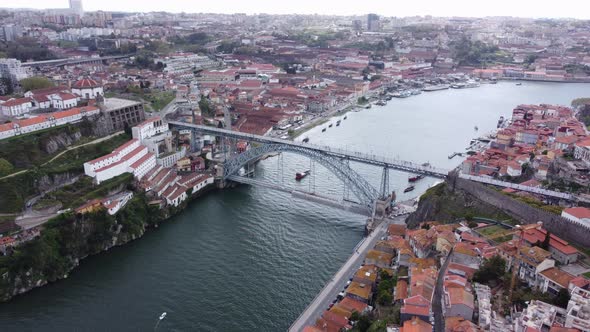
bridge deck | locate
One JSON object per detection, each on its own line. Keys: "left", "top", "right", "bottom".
{"left": 169, "top": 121, "right": 575, "bottom": 201}
{"left": 169, "top": 121, "right": 449, "bottom": 178}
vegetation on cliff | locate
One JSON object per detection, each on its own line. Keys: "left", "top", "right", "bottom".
{"left": 0, "top": 193, "right": 166, "bottom": 301}
{"left": 406, "top": 183, "right": 517, "bottom": 228}
{"left": 0, "top": 131, "right": 131, "bottom": 214}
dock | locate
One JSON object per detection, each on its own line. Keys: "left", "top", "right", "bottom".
{"left": 288, "top": 217, "right": 399, "bottom": 332}
{"left": 448, "top": 152, "right": 464, "bottom": 159}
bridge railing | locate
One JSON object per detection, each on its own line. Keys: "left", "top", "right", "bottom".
{"left": 459, "top": 173, "right": 573, "bottom": 200}
{"left": 168, "top": 121, "right": 449, "bottom": 178}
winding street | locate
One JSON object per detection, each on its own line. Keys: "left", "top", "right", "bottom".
{"left": 432, "top": 247, "right": 453, "bottom": 332}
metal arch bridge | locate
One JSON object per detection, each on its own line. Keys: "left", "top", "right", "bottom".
{"left": 167, "top": 121, "right": 576, "bottom": 212}
{"left": 223, "top": 143, "right": 381, "bottom": 212}
{"left": 168, "top": 121, "right": 449, "bottom": 177}
{"left": 169, "top": 120, "right": 448, "bottom": 215}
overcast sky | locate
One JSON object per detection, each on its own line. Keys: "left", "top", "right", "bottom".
{"left": 2, "top": 0, "right": 590, "bottom": 19}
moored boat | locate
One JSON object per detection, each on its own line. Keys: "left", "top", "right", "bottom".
{"left": 404, "top": 185, "right": 415, "bottom": 193}
{"left": 302, "top": 137, "right": 309, "bottom": 143}
{"left": 408, "top": 175, "right": 425, "bottom": 182}
{"left": 296, "top": 170, "right": 310, "bottom": 181}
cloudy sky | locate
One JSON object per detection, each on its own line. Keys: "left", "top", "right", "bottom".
{"left": 2, "top": 0, "right": 590, "bottom": 19}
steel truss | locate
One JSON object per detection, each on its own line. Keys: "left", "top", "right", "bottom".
{"left": 223, "top": 144, "right": 380, "bottom": 212}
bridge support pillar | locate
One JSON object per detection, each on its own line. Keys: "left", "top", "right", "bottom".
{"left": 380, "top": 166, "right": 390, "bottom": 200}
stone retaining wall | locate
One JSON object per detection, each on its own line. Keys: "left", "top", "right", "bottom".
{"left": 449, "top": 173, "right": 590, "bottom": 247}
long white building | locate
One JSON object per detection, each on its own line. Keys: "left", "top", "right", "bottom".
{"left": 84, "top": 139, "right": 156, "bottom": 184}
{"left": 0, "top": 106, "right": 100, "bottom": 140}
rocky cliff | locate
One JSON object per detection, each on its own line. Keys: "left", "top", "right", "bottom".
{"left": 406, "top": 182, "right": 516, "bottom": 228}
{"left": 0, "top": 194, "right": 168, "bottom": 302}
{"left": 40, "top": 130, "right": 83, "bottom": 155}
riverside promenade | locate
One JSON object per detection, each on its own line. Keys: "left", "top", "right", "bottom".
{"left": 288, "top": 216, "right": 404, "bottom": 332}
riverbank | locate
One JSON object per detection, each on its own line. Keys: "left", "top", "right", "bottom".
{"left": 0, "top": 183, "right": 217, "bottom": 303}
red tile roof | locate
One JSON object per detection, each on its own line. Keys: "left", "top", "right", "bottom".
{"left": 563, "top": 207, "right": 590, "bottom": 219}
{"left": 1, "top": 97, "right": 32, "bottom": 107}
{"left": 520, "top": 227, "right": 578, "bottom": 255}
{"left": 72, "top": 78, "right": 101, "bottom": 89}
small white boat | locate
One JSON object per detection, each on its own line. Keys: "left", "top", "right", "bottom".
{"left": 159, "top": 312, "right": 167, "bottom": 320}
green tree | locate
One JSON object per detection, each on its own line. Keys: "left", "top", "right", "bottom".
{"left": 554, "top": 288, "right": 571, "bottom": 308}
{"left": 355, "top": 314, "right": 372, "bottom": 332}
{"left": 20, "top": 77, "right": 54, "bottom": 92}
{"left": 540, "top": 231, "right": 551, "bottom": 250}
{"left": 199, "top": 96, "right": 213, "bottom": 117}
{"left": 0, "top": 158, "right": 14, "bottom": 176}
{"left": 473, "top": 255, "right": 506, "bottom": 283}
{"left": 377, "top": 290, "right": 392, "bottom": 305}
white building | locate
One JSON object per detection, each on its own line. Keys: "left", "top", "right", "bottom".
{"left": 102, "top": 191, "right": 133, "bottom": 215}
{"left": 562, "top": 207, "right": 590, "bottom": 228}
{"left": 0, "top": 58, "right": 30, "bottom": 83}
{"left": 132, "top": 116, "right": 186, "bottom": 167}
{"left": 157, "top": 53, "right": 217, "bottom": 74}
{"left": 71, "top": 78, "right": 103, "bottom": 99}
{"left": 84, "top": 138, "right": 157, "bottom": 184}
{"left": 0, "top": 106, "right": 99, "bottom": 140}
{"left": 49, "top": 93, "right": 78, "bottom": 109}
{"left": 0, "top": 97, "right": 33, "bottom": 116}
{"left": 565, "top": 287, "right": 590, "bottom": 331}
{"left": 514, "top": 300, "right": 566, "bottom": 332}
{"left": 132, "top": 117, "right": 169, "bottom": 141}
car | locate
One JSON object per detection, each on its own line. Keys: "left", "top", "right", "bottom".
{"left": 328, "top": 303, "right": 334, "bottom": 309}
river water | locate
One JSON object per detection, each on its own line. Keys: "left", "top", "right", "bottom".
{"left": 1, "top": 82, "right": 588, "bottom": 331}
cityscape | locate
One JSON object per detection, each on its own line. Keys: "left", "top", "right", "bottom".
{"left": 1, "top": 0, "right": 590, "bottom": 331}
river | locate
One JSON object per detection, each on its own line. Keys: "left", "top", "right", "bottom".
{"left": 1, "top": 82, "right": 588, "bottom": 331}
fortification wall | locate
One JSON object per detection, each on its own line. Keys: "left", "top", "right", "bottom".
{"left": 449, "top": 173, "right": 590, "bottom": 247}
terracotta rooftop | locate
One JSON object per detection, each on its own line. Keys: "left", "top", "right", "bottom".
{"left": 72, "top": 78, "right": 101, "bottom": 89}
{"left": 539, "top": 267, "right": 574, "bottom": 288}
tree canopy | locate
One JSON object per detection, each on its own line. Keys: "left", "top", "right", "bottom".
{"left": 20, "top": 77, "right": 54, "bottom": 92}
{"left": 473, "top": 255, "right": 506, "bottom": 283}
{"left": 451, "top": 37, "right": 500, "bottom": 66}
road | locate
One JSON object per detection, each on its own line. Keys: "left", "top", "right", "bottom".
{"left": 288, "top": 217, "right": 404, "bottom": 332}
{"left": 432, "top": 248, "right": 453, "bottom": 332}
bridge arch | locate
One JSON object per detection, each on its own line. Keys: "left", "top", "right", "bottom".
{"left": 224, "top": 144, "right": 380, "bottom": 212}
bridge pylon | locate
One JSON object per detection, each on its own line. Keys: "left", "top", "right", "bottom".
{"left": 380, "top": 166, "right": 390, "bottom": 200}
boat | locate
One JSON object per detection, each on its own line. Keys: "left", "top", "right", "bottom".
{"left": 408, "top": 175, "right": 425, "bottom": 182}
{"left": 516, "top": 82, "right": 522, "bottom": 86}
{"left": 464, "top": 80, "right": 480, "bottom": 88}
{"left": 411, "top": 89, "right": 421, "bottom": 95}
{"left": 344, "top": 116, "right": 347, "bottom": 120}
{"left": 336, "top": 120, "right": 341, "bottom": 126}
{"left": 474, "top": 126, "right": 478, "bottom": 131}
{"left": 404, "top": 185, "right": 415, "bottom": 193}
{"left": 421, "top": 162, "right": 431, "bottom": 167}
{"left": 364, "top": 104, "right": 372, "bottom": 109}
{"left": 329, "top": 123, "right": 333, "bottom": 128}
{"left": 375, "top": 100, "right": 386, "bottom": 106}
{"left": 451, "top": 83, "right": 465, "bottom": 89}
{"left": 296, "top": 170, "right": 310, "bottom": 181}
{"left": 159, "top": 312, "right": 167, "bottom": 320}
{"left": 302, "top": 137, "right": 309, "bottom": 143}
{"left": 422, "top": 85, "right": 449, "bottom": 92}
{"left": 322, "top": 128, "right": 326, "bottom": 132}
